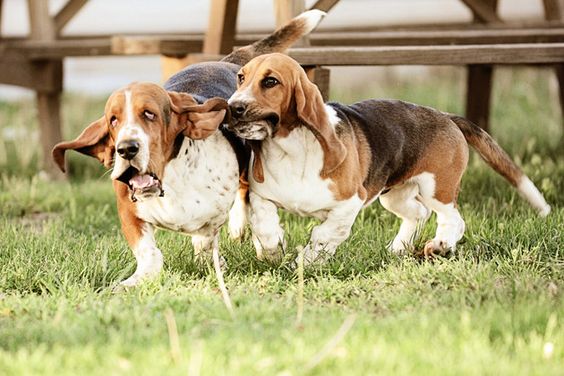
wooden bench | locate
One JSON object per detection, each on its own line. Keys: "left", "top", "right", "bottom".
{"left": 1, "top": 0, "right": 563, "bottom": 178}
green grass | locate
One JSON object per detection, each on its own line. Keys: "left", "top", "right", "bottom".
{"left": 0, "top": 67, "right": 563, "bottom": 375}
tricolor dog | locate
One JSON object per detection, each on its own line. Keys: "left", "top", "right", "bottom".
{"left": 227, "top": 53, "right": 550, "bottom": 264}
{"left": 52, "top": 11, "right": 326, "bottom": 287}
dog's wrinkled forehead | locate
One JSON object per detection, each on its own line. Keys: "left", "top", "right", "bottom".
{"left": 240, "top": 53, "right": 301, "bottom": 82}
{"left": 105, "top": 82, "right": 175, "bottom": 127}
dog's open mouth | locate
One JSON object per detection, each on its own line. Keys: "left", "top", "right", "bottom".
{"left": 116, "top": 166, "right": 163, "bottom": 201}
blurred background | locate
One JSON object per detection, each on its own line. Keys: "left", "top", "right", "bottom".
{"left": 0, "top": 0, "right": 561, "bottom": 179}
{"left": 0, "top": 0, "right": 550, "bottom": 98}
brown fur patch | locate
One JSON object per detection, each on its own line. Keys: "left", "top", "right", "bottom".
{"left": 113, "top": 180, "right": 144, "bottom": 248}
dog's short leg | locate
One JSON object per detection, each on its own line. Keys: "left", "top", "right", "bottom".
{"left": 301, "top": 194, "right": 364, "bottom": 265}
{"left": 249, "top": 192, "right": 285, "bottom": 261}
{"left": 192, "top": 233, "right": 226, "bottom": 267}
{"left": 120, "top": 224, "right": 164, "bottom": 287}
{"left": 379, "top": 183, "right": 431, "bottom": 255}
{"left": 228, "top": 187, "right": 248, "bottom": 240}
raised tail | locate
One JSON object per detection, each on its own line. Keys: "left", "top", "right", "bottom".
{"left": 221, "top": 9, "right": 326, "bottom": 66}
{"left": 450, "top": 115, "right": 550, "bottom": 217}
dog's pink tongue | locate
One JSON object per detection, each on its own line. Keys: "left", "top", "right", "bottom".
{"left": 129, "top": 174, "right": 155, "bottom": 189}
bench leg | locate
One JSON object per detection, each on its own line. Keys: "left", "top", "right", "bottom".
{"left": 465, "top": 64, "right": 494, "bottom": 131}
{"left": 305, "top": 66, "right": 330, "bottom": 101}
{"left": 32, "top": 59, "right": 65, "bottom": 179}
{"left": 555, "top": 64, "right": 564, "bottom": 128}
{"left": 37, "top": 89, "right": 64, "bottom": 179}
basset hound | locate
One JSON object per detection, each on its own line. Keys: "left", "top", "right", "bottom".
{"left": 52, "top": 11, "right": 326, "bottom": 287}
{"left": 227, "top": 53, "right": 551, "bottom": 264}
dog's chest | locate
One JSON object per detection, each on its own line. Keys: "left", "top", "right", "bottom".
{"left": 136, "top": 135, "right": 239, "bottom": 234}
{"left": 251, "top": 127, "right": 336, "bottom": 218}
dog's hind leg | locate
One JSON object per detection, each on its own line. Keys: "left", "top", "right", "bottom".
{"left": 379, "top": 182, "right": 431, "bottom": 255}
{"left": 416, "top": 172, "right": 465, "bottom": 257}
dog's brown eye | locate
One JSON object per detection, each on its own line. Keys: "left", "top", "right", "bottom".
{"left": 238, "top": 74, "right": 245, "bottom": 85}
{"left": 143, "top": 110, "right": 156, "bottom": 121}
{"left": 262, "top": 77, "right": 279, "bottom": 89}
{"left": 110, "top": 116, "right": 118, "bottom": 127}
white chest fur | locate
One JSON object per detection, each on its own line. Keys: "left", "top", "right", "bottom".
{"left": 135, "top": 133, "right": 239, "bottom": 234}
{"left": 250, "top": 127, "right": 337, "bottom": 219}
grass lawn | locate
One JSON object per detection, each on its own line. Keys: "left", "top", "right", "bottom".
{"left": 0, "top": 67, "right": 563, "bottom": 375}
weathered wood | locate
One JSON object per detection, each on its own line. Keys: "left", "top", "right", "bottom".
{"left": 305, "top": 66, "right": 330, "bottom": 101}
{"left": 275, "top": 0, "right": 308, "bottom": 46}
{"left": 287, "top": 44, "right": 564, "bottom": 66}
{"left": 307, "top": 28, "right": 564, "bottom": 46}
{"left": 465, "top": 65, "right": 493, "bottom": 130}
{"left": 54, "top": 0, "right": 89, "bottom": 34}
{"left": 27, "top": 0, "right": 56, "bottom": 40}
{"left": 310, "top": 0, "right": 339, "bottom": 12}
{"left": 4, "top": 27, "right": 564, "bottom": 60}
{"left": 543, "top": 0, "right": 564, "bottom": 21}
{"left": 37, "top": 89, "right": 65, "bottom": 179}
{"left": 0, "top": 0, "right": 4, "bottom": 38}
{"left": 461, "top": 0, "right": 501, "bottom": 23}
{"left": 114, "top": 35, "right": 205, "bottom": 56}
{"left": 555, "top": 64, "right": 564, "bottom": 127}
{"left": 274, "top": 0, "right": 305, "bottom": 27}
{"left": 0, "top": 55, "right": 63, "bottom": 91}
{"left": 203, "top": 0, "right": 239, "bottom": 55}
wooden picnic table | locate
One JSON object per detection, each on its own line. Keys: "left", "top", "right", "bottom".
{"left": 1, "top": 0, "right": 563, "bottom": 178}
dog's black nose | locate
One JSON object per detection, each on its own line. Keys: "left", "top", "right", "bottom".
{"left": 229, "top": 103, "right": 246, "bottom": 118}
{"left": 117, "top": 140, "right": 139, "bottom": 160}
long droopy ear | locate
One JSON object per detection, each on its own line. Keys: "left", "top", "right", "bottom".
{"left": 294, "top": 70, "right": 347, "bottom": 177}
{"left": 169, "top": 92, "right": 229, "bottom": 140}
{"left": 52, "top": 117, "right": 114, "bottom": 173}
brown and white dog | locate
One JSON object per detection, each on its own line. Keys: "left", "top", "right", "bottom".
{"left": 227, "top": 53, "right": 551, "bottom": 264}
{"left": 52, "top": 11, "right": 326, "bottom": 287}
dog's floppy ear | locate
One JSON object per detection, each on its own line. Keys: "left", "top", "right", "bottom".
{"left": 169, "top": 92, "right": 228, "bottom": 140}
{"left": 52, "top": 117, "right": 114, "bottom": 173}
{"left": 294, "top": 70, "right": 346, "bottom": 177}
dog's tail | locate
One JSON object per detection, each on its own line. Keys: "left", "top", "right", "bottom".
{"left": 450, "top": 115, "right": 550, "bottom": 216}
{"left": 221, "top": 9, "right": 325, "bottom": 66}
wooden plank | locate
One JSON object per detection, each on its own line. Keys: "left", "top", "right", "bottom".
{"left": 54, "top": 0, "right": 89, "bottom": 34}
{"left": 310, "top": 0, "right": 339, "bottom": 12}
{"left": 27, "top": 0, "right": 56, "bottom": 40}
{"left": 111, "top": 35, "right": 208, "bottom": 56}
{"left": 3, "top": 28, "right": 564, "bottom": 60}
{"left": 465, "top": 65, "right": 493, "bottom": 130}
{"left": 306, "top": 28, "right": 564, "bottom": 46}
{"left": 0, "top": 55, "right": 62, "bottom": 91}
{"left": 460, "top": 0, "right": 501, "bottom": 23}
{"left": 286, "top": 44, "right": 564, "bottom": 66}
{"left": 203, "top": 0, "right": 239, "bottom": 55}
{"left": 4, "top": 38, "right": 113, "bottom": 59}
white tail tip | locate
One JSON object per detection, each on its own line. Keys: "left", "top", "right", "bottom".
{"left": 295, "top": 9, "right": 326, "bottom": 34}
{"left": 518, "top": 176, "right": 551, "bottom": 217}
